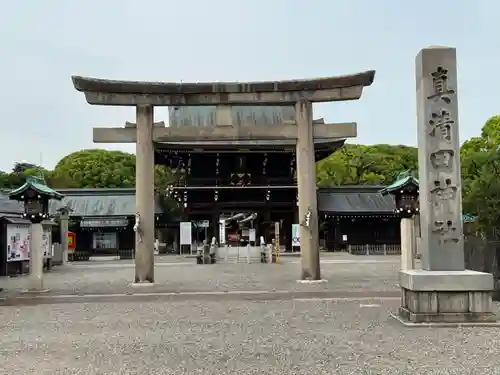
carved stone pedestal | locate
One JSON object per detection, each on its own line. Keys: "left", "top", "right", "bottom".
{"left": 394, "top": 269, "right": 499, "bottom": 326}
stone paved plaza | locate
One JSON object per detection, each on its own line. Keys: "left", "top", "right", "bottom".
{"left": 1, "top": 255, "right": 500, "bottom": 374}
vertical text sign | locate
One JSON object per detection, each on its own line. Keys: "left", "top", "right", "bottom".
{"left": 416, "top": 47, "right": 464, "bottom": 271}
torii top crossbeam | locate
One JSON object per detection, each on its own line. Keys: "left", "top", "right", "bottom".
{"left": 71, "top": 71, "right": 375, "bottom": 106}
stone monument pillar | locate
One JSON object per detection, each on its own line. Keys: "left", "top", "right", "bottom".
{"left": 396, "top": 46, "right": 496, "bottom": 325}
{"left": 134, "top": 105, "right": 155, "bottom": 284}
{"left": 295, "top": 100, "right": 321, "bottom": 281}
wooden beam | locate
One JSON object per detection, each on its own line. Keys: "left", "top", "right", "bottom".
{"left": 93, "top": 122, "right": 356, "bottom": 143}
{"left": 189, "top": 201, "right": 293, "bottom": 208}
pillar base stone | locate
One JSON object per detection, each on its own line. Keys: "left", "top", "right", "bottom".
{"left": 395, "top": 269, "right": 499, "bottom": 327}
{"left": 129, "top": 282, "right": 155, "bottom": 288}
{"left": 390, "top": 313, "right": 500, "bottom": 327}
{"left": 21, "top": 288, "right": 50, "bottom": 294}
{"left": 296, "top": 279, "right": 328, "bottom": 284}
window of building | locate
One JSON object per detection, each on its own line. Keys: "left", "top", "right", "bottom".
{"left": 92, "top": 232, "right": 118, "bottom": 250}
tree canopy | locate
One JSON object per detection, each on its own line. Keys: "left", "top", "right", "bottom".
{"left": 50, "top": 149, "right": 174, "bottom": 190}
{"left": 54, "top": 149, "right": 136, "bottom": 188}
{"left": 0, "top": 149, "right": 178, "bottom": 217}
{"left": 316, "top": 144, "right": 418, "bottom": 186}
{"left": 460, "top": 115, "right": 500, "bottom": 233}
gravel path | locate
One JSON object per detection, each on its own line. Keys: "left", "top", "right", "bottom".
{"left": 1, "top": 257, "right": 499, "bottom": 374}
{"left": 0, "top": 258, "right": 401, "bottom": 296}
{"left": 1, "top": 298, "right": 500, "bottom": 374}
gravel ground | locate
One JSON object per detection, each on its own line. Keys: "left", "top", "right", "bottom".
{"left": 1, "top": 257, "right": 499, "bottom": 374}
{"left": 1, "top": 298, "right": 500, "bottom": 375}
{"left": 0, "top": 257, "right": 401, "bottom": 296}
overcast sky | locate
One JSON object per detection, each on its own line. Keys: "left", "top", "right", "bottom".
{"left": 0, "top": 0, "right": 497, "bottom": 172}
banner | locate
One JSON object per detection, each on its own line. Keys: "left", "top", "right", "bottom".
{"left": 42, "top": 229, "right": 52, "bottom": 259}
{"left": 67, "top": 231, "right": 76, "bottom": 253}
{"left": 249, "top": 229, "right": 256, "bottom": 242}
{"left": 292, "top": 224, "right": 300, "bottom": 247}
{"left": 6, "top": 224, "right": 30, "bottom": 262}
{"left": 219, "top": 219, "right": 226, "bottom": 244}
{"left": 180, "top": 222, "right": 192, "bottom": 245}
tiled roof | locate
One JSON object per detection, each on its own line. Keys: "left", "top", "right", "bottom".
{"left": 317, "top": 186, "right": 396, "bottom": 214}
{"left": 9, "top": 176, "right": 64, "bottom": 199}
{"left": 49, "top": 189, "right": 163, "bottom": 217}
{"left": 0, "top": 191, "right": 23, "bottom": 214}
{"left": 380, "top": 175, "right": 419, "bottom": 195}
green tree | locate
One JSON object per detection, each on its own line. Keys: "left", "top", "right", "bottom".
{"left": 0, "top": 171, "right": 23, "bottom": 190}
{"left": 53, "top": 149, "right": 179, "bottom": 216}
{"left": 45, "top": 170, "right": 79, "bottom": 189}
{"left": 54, "top": 149, "right": 178, "bottom": 189}
{"left": 463, "top": 149, "right": 500, "bottom": 232}
{"left": 316, "top": 144, "right": 418, "bottom": 186}
{"left": 12, "top": 162, "right": 43, "bottom": 174}
{"left": 153, "top": 164, "right": 180, "bottom": 219}
{"left": 461, "top": 116, "right": 500, "bottom": 182}
{"left": 22, "top": 168, "right": 44, "bottom": 179}
{"left": 54, "top": 149, "right": 137, "bottom": 188}
{"left": 460, "top": 115, "right": 500, "bottom": 233}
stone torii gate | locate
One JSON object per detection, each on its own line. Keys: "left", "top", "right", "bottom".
{"left": 71, "top": 72, "right": 375, "bottom": 284}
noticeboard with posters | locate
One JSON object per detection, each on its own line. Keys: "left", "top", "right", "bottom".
{"left": 6, "top": 224, "right": 30, "bottom": 262}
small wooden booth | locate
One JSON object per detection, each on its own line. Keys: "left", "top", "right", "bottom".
{"left": 318, "top": 186, "right": 401, "bottom": 254}
{"left": 49, "top": 188, "right": 166, "bottom": 260}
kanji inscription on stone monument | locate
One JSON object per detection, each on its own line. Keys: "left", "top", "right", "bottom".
{"left": 428, "top": 109, "right": 453, "bottom": 141}
{"left": 417, "top": 47, "right": 464, "bottom": 270}
{"left": 427, "top": 66, "right": 455, "bottom": 104}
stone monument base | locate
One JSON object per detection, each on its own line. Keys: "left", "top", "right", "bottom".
{"left": 396, "top": 269, "right": 498, "bottom": 325}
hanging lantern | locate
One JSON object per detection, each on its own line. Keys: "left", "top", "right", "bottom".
{"left": 9, "top": 176, "right": 64, "bottom": 223}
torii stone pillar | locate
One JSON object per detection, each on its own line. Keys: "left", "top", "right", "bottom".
{"left": 71, "top": 70, "right": 375, "bottom": 282}
{"left": 56, "top": 206, "right": 73, "bottom": 265}
{"left": 134, "top": 105, "right": 155, "bottom": 283}
{"left": 295, "top": 100, "right": 320, "bottom": 280}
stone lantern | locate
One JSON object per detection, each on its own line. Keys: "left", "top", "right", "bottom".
{"left": 380, "top": 172, "right": 419, "bottom": 270}
{"left": 9, "top": 176, "right": 63, "bottom": 291}
{"left": 381, "top": 173, "right": 420, "bottom": 218}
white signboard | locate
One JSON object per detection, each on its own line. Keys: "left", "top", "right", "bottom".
{"left": 249, "top": 229, "right": 256, "bottom": 242}
{"left": 42, "top": 229, "right": 53, "bottom": 259}
{"left": 292, "top": 224, "right": 300, "bottom": 247}
{"left": 219, "top": 220, "right": 226, "bottom": 244}
{"left": 180, "top": 222, "right": 192, "bottom": 245}
{"left": 197, "top": 220, "right": 209, "bottom": 228}
{"left": 6, "top": 224, "right": 30, "bottom": 262}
